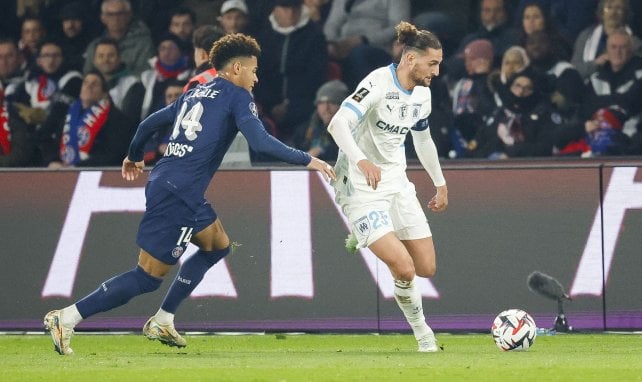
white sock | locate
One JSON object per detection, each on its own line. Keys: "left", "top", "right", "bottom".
{"left": 394, "top": 277, "right": 431, "bottom": 340}
{"left": 154, "top": 308, "right": 175, "bottom": 326}
{"left": 61, "top": 305, "right": 83, "bottom": 328}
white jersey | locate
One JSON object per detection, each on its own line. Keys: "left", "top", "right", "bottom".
{"left": 334, "top": 64, "right": 432, "bottom": 198}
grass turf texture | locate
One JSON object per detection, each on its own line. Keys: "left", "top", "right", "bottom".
{"left": 1, "top": 333, "right": 641, "bottom": 381}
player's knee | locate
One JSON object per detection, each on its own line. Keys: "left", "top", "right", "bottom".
{"left": 416, "top": 263, "right": 436, "bottom": 278}
{"left": 135, "top": 266, "right": 163, "bottom": 293}
{"left": 198, "top": 246, "right": 231, "bottom": 266}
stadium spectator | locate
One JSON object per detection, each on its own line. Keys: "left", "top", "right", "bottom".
{"left": 140, "top": 33, "right": 191, "bottom": 120}
{"left": 253, "top": 0, "right": 328, "bottom": 147}
{"left": 556, "top": 106, "right": 630, "bottom": 157}
{"left": 487, "top": 45, "right": 530, "bottom": 108}
{"left": 142, "top": 78, "right": 185, "bottom": 164}
{"left": 571, "top": 0, "right": 641, "bottom": 80}
{"left": 83, "top": 0, "right": 155, "bottom": 76}
{"left": 445, "top": 0, "right": 519, "bottom": 86}
{"left": 512, "top": 0, "right": 599, "bottom": 44}
{"left": 43, "top": 70, "right": 134, "bottom": 168}
{"left": 90, "top": 37, "right": 145, "bottom": 125}
{"left": 584, "top": 29, "right": 642, "bottom": 131}
{"left": 167, "top": 6, "right": 197, "bottom": 44}
{"left": 525, "top": 31, "right": 585, "bottom": 117}
{"left": 184, "top": 25, "right": 224, "bottom": 91}
{"left": 323, "top": 0, "right": 410, "bottom": 89}
{"left": 518, "top": 2, "right": 572, "bottom": 61}
{"left": 299, "top": 79, "right": 348, "bottom": 161}
{"left": 55, "top": 1, "right": 94, "bottom": 72}
{"left": 165, "top": 6, "right": 197, "bottom": 67}
{"left": 449, "top": 39, "right": 496, "bottom": 158}
{"left": 10, "top": 39, "right": 82, "bottom": 166}
{"left": 0, "top": 83, "right": 39, "bottom": 167}
{"left": 18, "top": 15, "right": 47, "bottom": 69}
{"left": 0, "top": 38, "right": 28, "bottom": 91}
{"left": 218, "top": 0, "right": 250, "bottom": 35}
{"left": 469, "top": 67, "right": 559, "bottom": 159}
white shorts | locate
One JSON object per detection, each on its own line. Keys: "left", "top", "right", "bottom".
{"left": 341, "top": 182, "right": 432, "bottom": 249}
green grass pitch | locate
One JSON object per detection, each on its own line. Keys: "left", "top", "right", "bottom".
{"left": 1, "top": 332, "right": 641, "bottom": 381}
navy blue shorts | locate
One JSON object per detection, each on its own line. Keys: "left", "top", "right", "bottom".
{"left": 137, "top": 182, "right": 217, "bottom": 265}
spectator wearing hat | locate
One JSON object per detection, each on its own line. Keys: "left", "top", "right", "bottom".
{"left": 253, "top": 0, "right": 328, "bottom": 147}
{"left": 449, "top": 39, "right": 496, "bottom": 158}
{"left": 299, "top": 79, "right": 349, "bottom": 160}
{"left": 56, "top": 1, "right": 94, "bottom": 72}
{"left": 487, "top": 45, "right": 531, "bottom": 108}
{"left": 469, "top": 67, "right": 560, "bottom": 159}
{"left": 218, "top": 0, "right": 250, "bottom": 35}
{"left": 140, "top": 33, "right": 192, "bottom": 120}
{"left": 83, "top": 0, "right": 155, "bottom": 76}
{"left": 556, "top": 106, "right": 630, "bottom": 156}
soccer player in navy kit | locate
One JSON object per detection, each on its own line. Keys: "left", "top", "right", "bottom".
{"left": 44, "top": 33, "right": 336, "bottom": 355}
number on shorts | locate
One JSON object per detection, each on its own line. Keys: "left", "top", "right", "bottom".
{"left": 369, "top": 210, "right": 389, "bottom": 229}
{"left": 176, "top": 226, "right": 193, "bottom": 246}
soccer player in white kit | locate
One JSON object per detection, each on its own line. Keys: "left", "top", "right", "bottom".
{"left": 328, "top": 21, "right": 447, "bottom": 352}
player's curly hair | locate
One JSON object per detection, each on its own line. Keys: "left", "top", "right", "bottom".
{"left": 396, "top": 21, "right": 442, "bottom": 52}
{"left": 209, "top": 33, "right": 261, "bottom": 71}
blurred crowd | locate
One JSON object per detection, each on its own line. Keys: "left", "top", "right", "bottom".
{"left": 1, "top": 0, "right": 641, "bottom": 167}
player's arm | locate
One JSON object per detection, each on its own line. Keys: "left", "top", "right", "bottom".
{"left": 238, "top": 118, "right": 335, "bottom": 181}
{"left": 327, "top": 87, "right": 381, "bottom": 190}
{"left": 411, "top": 118, "right": 448, "bottom": 212}
{"left": 122, "top": 103, "right": 177, "bottom": 181}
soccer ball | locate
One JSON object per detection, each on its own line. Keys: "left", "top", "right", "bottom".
{"left": 491, "top": 309, "right": 537, "bottom": 351}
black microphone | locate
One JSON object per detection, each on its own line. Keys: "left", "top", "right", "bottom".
{"left": 527, "top": 271, "right": 571, "bottom": 301}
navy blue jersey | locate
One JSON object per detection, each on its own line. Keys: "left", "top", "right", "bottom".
{"left": 128, "top": 77, "right": 311, "bottom": 209}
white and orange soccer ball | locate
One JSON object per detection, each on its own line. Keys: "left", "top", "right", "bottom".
{"left": 491, "top": 309, "right": 537, "bottom": 351}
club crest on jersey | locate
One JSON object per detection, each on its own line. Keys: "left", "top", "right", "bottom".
{"left": 249, "top": 102, "right": 258, "bottom": 117}
{"left": 171, "top": 246, "right": 184, "bottom": 258}
{"left": 412, "top": 105, "right": 421, "bottom": 119}
{"left": 352, "top": 87, "right": 370, "bottom": 102}
{"left": 399, "top": 105, "right": 408, "bottom": 120}
{"left": 354, "top": 216, "right": 371, "bottom": 236}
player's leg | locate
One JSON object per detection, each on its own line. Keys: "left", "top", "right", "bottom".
{"left": 44, "top": 249, "right": 165, "bottom": 355}
{"left": 146, "top": 210, "right": 231, "bottom": 347}
{"left": 389, "top": 187, "right": 439, "bottom": 352}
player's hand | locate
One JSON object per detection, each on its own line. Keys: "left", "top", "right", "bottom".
{"left": 428, "top": 185, "right": 448, "bottom": 212}
{"left": 357, "top": 159, "right": 381, "bottom": 190}
{"left": 121, "top": 157, "right": 145, "bottom": 181}
{"left": 307, "top": 156, "right": 336, "bottom": 182}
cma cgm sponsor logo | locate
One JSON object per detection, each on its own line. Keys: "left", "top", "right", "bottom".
{"left": 375, "top": 120, "right": 409, "bottom": 135}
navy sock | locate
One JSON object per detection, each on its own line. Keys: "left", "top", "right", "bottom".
{"left": 76, "top": 266, "right": 162, "bottom": 319}
{"left": 161, "top": 247, "right": 230, "bottom": 314}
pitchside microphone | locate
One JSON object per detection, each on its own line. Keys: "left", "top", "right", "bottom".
{"left": 527, "top": 271, "right": 572, "bottom": 332}
{"left": 527, "top": 271, "right": 571, "bottom": 301}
